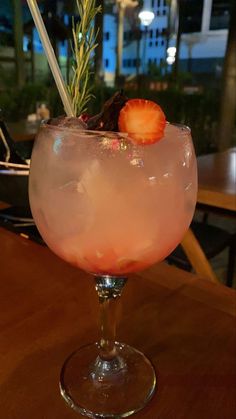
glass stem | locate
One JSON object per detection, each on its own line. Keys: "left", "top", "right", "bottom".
{"left": 95, "top": 275, "right": 127, "bottom": 361}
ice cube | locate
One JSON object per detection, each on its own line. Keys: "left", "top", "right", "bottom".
{"left": 48, "top": 116, "right": 87, "bottom": 130}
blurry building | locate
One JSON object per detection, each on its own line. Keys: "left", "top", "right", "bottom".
{"left": 0, "top": 0, "right": 231, "bottom": 86}
{"left": 175, "top": 0, "right": 230, "bottom": 75}
{"left": 102, "top": 0, "right": 231, "bottom": 85}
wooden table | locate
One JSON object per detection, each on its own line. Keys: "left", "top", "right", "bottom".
{"left": 197, "top": 148, "right": 236, "bottom": 212}
{"left": 0, "top": 227, "right": 236, "bottom": 419}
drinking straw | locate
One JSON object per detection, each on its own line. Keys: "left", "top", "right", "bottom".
{"left": 26, "top": 0, "right": 75, "bottom": 117}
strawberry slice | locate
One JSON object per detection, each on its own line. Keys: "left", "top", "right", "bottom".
{"left": 118, "top": 99, "right": 166, "bottom": 144}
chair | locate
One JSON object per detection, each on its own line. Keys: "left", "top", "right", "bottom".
{"left": 167, "top": 221, "right": 235, "bottom": 286}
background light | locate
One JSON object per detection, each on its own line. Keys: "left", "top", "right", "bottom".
{"left": 167, "top": 47, "right": 176, "bottom": 57}
{"left": 138, "top": 10, "right": 155, "bottom": 27}
{"left": 166, "top": 56, "right": 175, "bottom": 65}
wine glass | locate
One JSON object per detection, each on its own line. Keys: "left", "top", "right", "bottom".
{"left": 29, "top": 122, "right": 197, "bottom": 417}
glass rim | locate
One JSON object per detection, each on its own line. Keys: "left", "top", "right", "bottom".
{"left": 40, "top": 120, "right": 191, "bottom": 137}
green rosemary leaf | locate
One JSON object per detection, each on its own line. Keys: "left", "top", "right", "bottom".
{"left": 69, "top": 0, "right": 102, "bottom": 116}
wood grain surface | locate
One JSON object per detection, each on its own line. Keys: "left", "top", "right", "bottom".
{"left": 0, "top": 227, "right": 236, "bottom": 419}
{"left": 197, "top": 148, "right": 236, "bottom": 211}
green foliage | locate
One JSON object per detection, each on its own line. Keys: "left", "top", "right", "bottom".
{"left": 128, "top": 88, "right": 220, "bottom": 155}
{"left": 148, "top": 62, "right": 168, "bottom": 78}
{"left": 0, "top": 81, "right": 229, "bottom": 156}
{"left": 0, "top": 83, "right": 63, "bottom": 122}
{"left": 0, "top": 65, "right": 15, "bottom": 87}
{"left": 88, "top": 85, "right": 221, "bottom": 155}
{"left": 146, "top": 65, "right": 193, "bottom": 89}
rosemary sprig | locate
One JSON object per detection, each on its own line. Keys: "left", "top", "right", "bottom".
{"left": 69, "top": 0, "right": 102, "bottom": 116}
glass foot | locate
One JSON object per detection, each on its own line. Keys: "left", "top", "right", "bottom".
{"left": 60, "top": 342, "right": 157, "bottom": 418}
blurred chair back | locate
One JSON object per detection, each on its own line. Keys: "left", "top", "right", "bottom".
{"left": 181, "top": 228, "right": 218, "bottom": 283}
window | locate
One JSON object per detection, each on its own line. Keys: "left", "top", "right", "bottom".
{"left": 155, "top": 40, "right": 158, "bottom": 46}
{"left": 123, "top": 59, "right": 139, "bottom": 68}
{"left": 180, "top": 0, "right": 204, "bottom": 33}
{"left": 149, "top": 41, "right": 153, "bottom": 47}
{"left": 210, "top": 0, "right": 230, "bottom": 30}
{"left": 158, "top": 0, "right": 160, "bottom": 7}
{"left": 133, "top": 58, "right": 140, "bottom": 67}
{"left": 104, "top": 58, "right": 109, "bottom": 68}
{"left": 152, "top": 0, "right": 155, "bottom": 7}
{"left": 163, "top": 9, "right": 166, "bottom": 15}
{"left": 124, "top": 30, "right": 133, "bottom": 41}
{"left": 149, "top": 29, "right": 153, "bottom": 38}
{"left": 156, "top": 28, "right": 159, "bottom": 37}
{"left": 161, "top": 39, "right": 165, "bottom": 46}
{"left": 156, "top": 10, "right": 160, "bottom": 16}
{"left": 104, "top": 32, "right": 110, "bottom": 41}
{"left": 163, "top": 0, "right": 166, "bottom": 6}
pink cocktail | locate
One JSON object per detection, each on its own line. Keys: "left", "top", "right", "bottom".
{"left": 30, "top": 123, "right": 197, "bottom": 274}
{"left": 29, "top": 122, "right": 197, "bottom": 417}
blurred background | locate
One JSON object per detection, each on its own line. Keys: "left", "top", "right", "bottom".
{"left": 0, "top": 0, "right": 235, "bottom": 155}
